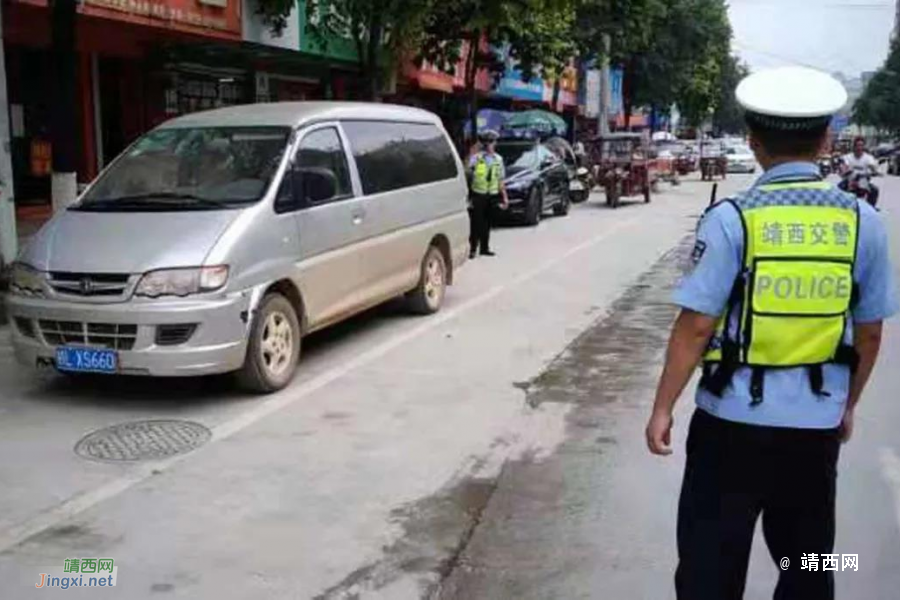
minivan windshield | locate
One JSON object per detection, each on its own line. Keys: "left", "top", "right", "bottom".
{"left": 79, "top": 126, "right": 291, "bottom": 210}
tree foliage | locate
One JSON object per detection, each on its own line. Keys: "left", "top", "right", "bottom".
{"left": 417, "top": 0, "right": 579, "bottom": 139}
{"left": 578, "top": 0, "right": 731, "bottom": 128}
{"left": 255, "top": 0, "right": 297, "bottom": 36}
{"left": 854, "top": 40, "right": 900, "bottom": 134}
{"left": 308, "top": 0, "right": 436, "bottom": 99}
{"left": 712, "top": 55, "right": 750, "bottom": 135}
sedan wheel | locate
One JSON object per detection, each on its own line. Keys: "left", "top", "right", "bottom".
{"left": 525, "top": 187, "right": 543, "bottom": 226}
{"left": 553, "top": 187, "right": 571, "bottom": 216}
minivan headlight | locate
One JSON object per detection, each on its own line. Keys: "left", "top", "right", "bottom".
{"left": 10, "top": 263, "right": 44, "bottom": 294}
{"left": 135, "top": 266, "right": 229, "bottom": 298}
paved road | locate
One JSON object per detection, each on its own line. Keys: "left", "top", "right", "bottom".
{"left": 440, "top": 176, "right": 900, "bottom": 600}
{"left": 1, "top": 173, "right": 896, "bottom": 599}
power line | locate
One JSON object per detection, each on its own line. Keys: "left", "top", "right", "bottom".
{"left": 730, "top": 0, "right": 892, "bottom": 8}
{"left": 731, "top": 41, "right": 838, "bottom": 71}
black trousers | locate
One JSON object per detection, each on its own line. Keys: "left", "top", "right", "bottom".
{"left": 469, "top": 193, "right": 497, "bottom": 254}
{"left": 676, "top": 409, "right": 841, "bottom": 600}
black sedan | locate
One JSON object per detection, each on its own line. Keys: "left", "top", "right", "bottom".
{"left": 494, "top": 139, "right": 571, "bottom": 226}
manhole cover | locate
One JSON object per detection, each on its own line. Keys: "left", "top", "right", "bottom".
{"left": 74, "top": 420, "right": 212, "bottom": 462}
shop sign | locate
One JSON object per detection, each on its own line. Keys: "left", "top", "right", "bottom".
{"left": 609, "top": 67, "right": 624, "bottom": 117}
{"left": 495, "top": 69, "right": 544, "bottom": 102}
{"left": 493, "top": 45, "right": 545, "bottom": 102}
{"left": 583, "top": 69, "right": 601, "bottom": 117}
{"left": 82, "top": 0, "right": 241, "bottom": 37}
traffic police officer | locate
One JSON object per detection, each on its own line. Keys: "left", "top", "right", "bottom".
{"left": 645, "top": 66, "right": 898, "bottom": 600}
{"left": 467, "top": 130, "right": 509, "bottom": 258}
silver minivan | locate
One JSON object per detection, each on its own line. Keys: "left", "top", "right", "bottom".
{"left": 7, "top": 103, "right": 469, "bottom": 392}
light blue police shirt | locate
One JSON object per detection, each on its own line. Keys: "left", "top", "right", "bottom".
{"left": 674, "top": 161, "right": 899, "bottom": 428}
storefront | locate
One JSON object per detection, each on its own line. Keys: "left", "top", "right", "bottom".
{"left": 4, "top": 0, "right": 243, "bottom": 223}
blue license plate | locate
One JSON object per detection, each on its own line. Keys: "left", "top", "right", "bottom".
{"left": 55, "top": 347, "right": 118, "bottom": 374}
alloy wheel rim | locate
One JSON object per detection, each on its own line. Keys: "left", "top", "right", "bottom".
{"left": 423, "top": 257, "right": 445, "bottom": 308}
{"left": 260, "top": 311, "right": 294, "bottom": 378}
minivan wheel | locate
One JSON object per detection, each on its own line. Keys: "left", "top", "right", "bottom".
{"left": 238, "top": 293, "right": 301, "bottom": 393}
{"left": 407, "top": 246, "right": 447, "bottom": 315}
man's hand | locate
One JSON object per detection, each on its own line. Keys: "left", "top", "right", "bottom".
{"left": 500, "top": 194, "right": 510, "bottom": 210}
{"left": 646, "top": 410, "right": 674, "bottom": 456}
{"left": 839, "top": 409, "right": 854, "bottom": 443}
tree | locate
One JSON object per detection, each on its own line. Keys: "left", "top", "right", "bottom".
{"left": 854, "top": 39, "right": 900, "bottom": 134}
{"left": 255, "top": 0, "right": 297, "bottom": 36}
{"left": 417, "top": 0, "right": 521, "bottom": 141}
{"left": 302, "top": 0, "right": 432, "bottom": 100}
{"left": 576, "top": 0, "right": 666, "bottom": 126}
{"left": 418, "top": 0, "right": 579, "bottom": 141}
{"left": 507, "top": 0, "right": 580, "bottom": 111}
{"left": 712, "top": 55, "right": 750, "bottom": 135}
{"left": 578, "top": 0, "right": 731, "bottom": 129}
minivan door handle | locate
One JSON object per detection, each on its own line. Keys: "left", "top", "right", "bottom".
{"left": 351, "top": 209, "right": 365, "bottom": 225}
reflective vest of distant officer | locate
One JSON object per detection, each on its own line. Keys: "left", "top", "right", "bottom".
{"left": 470, "top": 153, "right": 503, "bottom": 195}
{"left": 467, "top": 130, "right": 508, "bottom": 258}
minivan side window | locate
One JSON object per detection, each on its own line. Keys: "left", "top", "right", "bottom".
{"left": 342, "top": 121, "right": 458, "bottom": 195}
{"left": 294, "top": 127, "right": 353, "bottom": 204}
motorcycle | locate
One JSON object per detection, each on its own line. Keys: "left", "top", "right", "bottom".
{"left": 840, "top": 168, "right": 878, "bottom": 207}
{"left": 570, "top": 165, "right": 593, "bottom": 203}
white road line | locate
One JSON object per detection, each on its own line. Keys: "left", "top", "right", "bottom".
{"left": 0, "top": 216, "right": 642, "bottom": 554}
{"left": 879, "top": 447, "right": 900, "bottom": 530}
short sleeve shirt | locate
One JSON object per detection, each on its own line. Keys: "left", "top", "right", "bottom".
{"left": 843, "top": 152, "right": 879, "bottom": 172}
{"left": 674, "top": 161, "right": 899, "bottom": 428}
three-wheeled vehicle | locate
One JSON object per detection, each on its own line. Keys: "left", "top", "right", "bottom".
{"left": 675, "top": 149, "right": 698, "bottom": 175}
{"left": 587, "top": 132, "right": 651, "bottom": 209}
{"left": 699, "top": 142, "right": 727, "bottom": 181}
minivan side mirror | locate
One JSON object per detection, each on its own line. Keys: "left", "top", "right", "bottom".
{"left": 291, "top": 166, "right": 339, "bottom": 205}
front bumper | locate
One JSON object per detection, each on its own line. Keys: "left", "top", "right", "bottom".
{"left": 727, "top": 162, "right": 756, "bottom": 173}
{"left": 5, "top": 291, "right": 253, "bottom": 377}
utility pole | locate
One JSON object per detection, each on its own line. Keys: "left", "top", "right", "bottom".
{"left": 0, "top": 1, "right": 18, "bottom": 267}
{"left": 597, "top": 33, "right": 611, "bottom": 135}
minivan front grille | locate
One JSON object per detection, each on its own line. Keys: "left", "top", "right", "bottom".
{"left": 39, "top": 320, "right": 137, "bottom": 350}
{"left": 49, "top": 272, "right": 130, "bottom": 297}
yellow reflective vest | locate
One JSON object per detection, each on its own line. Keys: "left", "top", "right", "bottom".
{"left": 702, "top": 180, "right": 860, "bottom": 403}
{"left": 471, "top": 153, "right": 503, "bottom": 195}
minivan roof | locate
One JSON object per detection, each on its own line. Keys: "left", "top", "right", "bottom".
{"left": 159, "top": 102, "right": 442, "bottom": 130}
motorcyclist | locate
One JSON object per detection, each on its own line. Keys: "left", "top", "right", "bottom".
{"left": 840, "top": 136, "right": 880, "bottom": 205}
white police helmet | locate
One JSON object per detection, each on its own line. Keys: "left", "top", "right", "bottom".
{"left": 736, "top": 67, "right": 848, "bottom": 131}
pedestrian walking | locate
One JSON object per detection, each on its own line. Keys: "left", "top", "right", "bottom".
{"left": 467, "top": 130, "right": 509, "bottom": 258}
{"left": 645, "top": 66, "right": 898, "bottom": 600}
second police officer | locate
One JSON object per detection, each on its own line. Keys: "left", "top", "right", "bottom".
{"left": 467, "top": 130, "right": 509, "bottom": 258}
